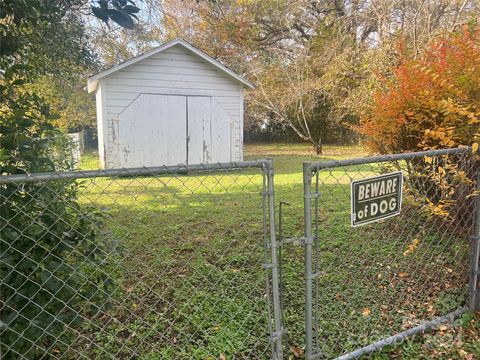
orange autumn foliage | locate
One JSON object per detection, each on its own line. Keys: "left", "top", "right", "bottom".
{"left": 360, "top": 26, "right": 480, "bottom": 154}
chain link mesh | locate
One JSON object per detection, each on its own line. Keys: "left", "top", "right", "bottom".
{"left": 1, "top": 161, "right": 278, "bottom": 359}
{"left": 305, "top": 149, "right": 478, "bottom": 359}
{"left": 2, "top": 149, "right": 478, "bottom": 359}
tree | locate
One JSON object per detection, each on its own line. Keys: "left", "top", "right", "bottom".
{"left": 87, "top": 19, "right": 164, "bottom": 66}
{"left": 359, "top": 25, "right": 480, "bottom": 154}
{"left": 28, "top": 71, "right": 97, "bottom": 132}
{"left": 0, "top": 0, "right": 143, "bottom": 132}
{"left": 162, "top": 0, "right": 340, "bottom": 152}
{"left": 250, "top": 26, "right": 363, "bottom": 153}
{"left": 159, "top": 0, "right": 480, "bottom": 150}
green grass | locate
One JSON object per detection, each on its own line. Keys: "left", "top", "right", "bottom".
{"left": 70, "top": 143, "right": 475, "bottom": 359}
{"left": 79, "top": 149, "right": 101, "bottom": 170}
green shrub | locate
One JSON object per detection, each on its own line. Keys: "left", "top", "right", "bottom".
{"left": 0, "top": 65, "right": 110, "bottom": 358}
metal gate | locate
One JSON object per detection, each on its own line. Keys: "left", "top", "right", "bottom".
{"left": 301, "top": 147, "right": 480, "bottom": 359}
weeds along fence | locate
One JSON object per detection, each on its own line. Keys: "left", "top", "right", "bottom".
{"left": 299, "top": 147, "right": 479, "bottom": 359}
{"left": 0, "top": 160, "right": 283, "bottom": 360}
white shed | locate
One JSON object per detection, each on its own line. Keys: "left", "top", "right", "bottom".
{"left": 87, "top": 38, "right": 253, "bottom": 169}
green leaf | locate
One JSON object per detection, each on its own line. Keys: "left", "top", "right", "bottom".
{"left": 107, "top": 9, "right": 134, "bottom": 29}
{"left": 91, "top": 6, "right": 110, "bottom": 24}
{"left": 3, "top": 228, "right": 20, "bottom": 241}
{"left": 0, "top": 148, "right": 11, "bottom": 161}
{"left": 114, "top": 0, "right": 128, "bottom": 7}
{"left": 124, "top": 5, "right": 140, "bottom": 13}
{"left": 12, "top": 79, "right": 26, "bottom": 86}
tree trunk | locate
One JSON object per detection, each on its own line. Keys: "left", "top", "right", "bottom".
{"left": 314, "top": 138, "right": 323, "bottom": 155}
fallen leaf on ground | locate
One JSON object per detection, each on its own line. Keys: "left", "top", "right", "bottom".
{"left": 290, "top": 346, "right": 303, "bottom": 358}
{"left": 472, "top": 142, "right": 479, "bottom": 153}
{"left": 362, "top": 308, "right": 371, "bottom": 316}
{"left": 403, "top": 238, "right": 420, "bottom": 256}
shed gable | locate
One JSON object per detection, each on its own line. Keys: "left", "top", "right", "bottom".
{"left": 103, "top": 44, "right": 242, "bottom": 120}
{"left": 87, "top": 38, "right": 253, "bottom": 92}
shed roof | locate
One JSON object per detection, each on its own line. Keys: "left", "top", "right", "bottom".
{"left": 87, "top": 38, "right": 254, "bottom": 93}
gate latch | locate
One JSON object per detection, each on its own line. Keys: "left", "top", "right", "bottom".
{"left": 278, "top": 236, "right": 307, "bottom": 247}
{"left": 272, "top": 200, "right": 308, "bottom": 247}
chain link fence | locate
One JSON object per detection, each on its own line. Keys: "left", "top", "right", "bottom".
{"left": 302, "top": 147, "right": 479, "bottom": 359}
{"left": 2, "top": 148, "right": 479, "bottom": 359}
{"left": 0, "top": 160, "right": 282, "bottom": 359}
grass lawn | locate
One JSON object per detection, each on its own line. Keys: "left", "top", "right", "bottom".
{"left": 72, "top": 143, "right": 477, "bottom": 359}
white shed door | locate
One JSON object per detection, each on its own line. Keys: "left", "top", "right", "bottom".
{"left": 116, "top": 94, "right": 231, "bottom": 167}
{"left": 209, "top": 98, "right": 232, "bottom": 163}
{"left": 187, "top": 97, "right": 211, "bottom": 164}
{"left": 117, "top": 94, "right": 187, "bottom": 167}
{"left": 187, "top": 97, "right": 232, "bottom": 164}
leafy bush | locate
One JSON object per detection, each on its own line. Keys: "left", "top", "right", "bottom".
{"left": 359, "top": 26, "right": 480, "bottom": 228}
{"left": 360, "top": 25, "right": 479, "bottom": 153}
{"left": 0, "top": 65, "right": 109, "bottom": 358}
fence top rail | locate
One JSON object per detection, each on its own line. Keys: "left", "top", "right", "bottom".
{"left": 0, "top": 159, "right": 273, "bottom": 184}
{"left": 305, "top": 147, "right": 472, "bottom": 173}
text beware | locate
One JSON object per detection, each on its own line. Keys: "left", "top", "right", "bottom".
{"left": 351, "top": 172, "right": 403, "bottom": 227}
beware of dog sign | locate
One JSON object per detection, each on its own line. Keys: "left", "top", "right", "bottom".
{"left": 351, "top": 171, "right": 403, "bottom": 227}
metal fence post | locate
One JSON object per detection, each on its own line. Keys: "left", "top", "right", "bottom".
{"left": 469, "top": 161, "right": 480, "bottom": 311}
{"left": 266, "top": 160, "right": 284, "bottom": 360}
{"left": 303, "top": 162, "right": 313, "bottom": 359}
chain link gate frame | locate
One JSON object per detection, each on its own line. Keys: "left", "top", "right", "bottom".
{"left": 301, "top": 147, "right": 480, "bottom": 359}
{"left": 1, "top": 159, "right": 284, "bottom": 359}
